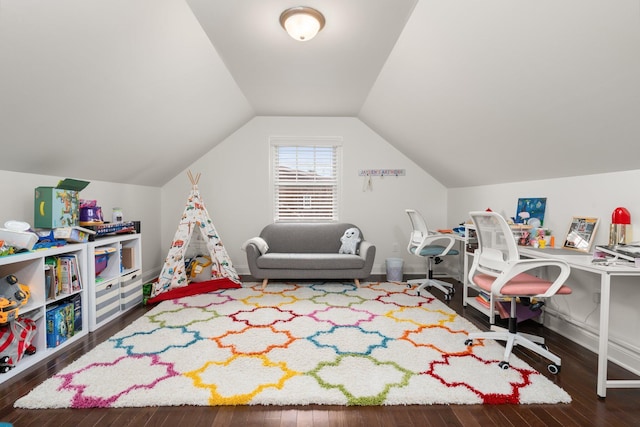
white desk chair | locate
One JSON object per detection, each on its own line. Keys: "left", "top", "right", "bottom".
{"left": 464, "top": 211, "right": 572, "bottom": 374}
{"left": 405, "top": 209, "right": 459, "bottom": 301}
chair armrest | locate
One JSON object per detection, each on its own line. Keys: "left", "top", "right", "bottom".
{"left": 245, "top": 244, "right": 263, "bottom": 276}
{"left": 359, "top": 240, "right": 375, "bottom": 259}
{"left": 359, "top": 240, "right": 376, "bottom": 275}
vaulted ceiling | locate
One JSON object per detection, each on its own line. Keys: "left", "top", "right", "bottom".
{"left": 1, "top": 0, "right": 638, "bottom": 188}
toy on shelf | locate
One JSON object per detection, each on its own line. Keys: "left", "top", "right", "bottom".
{"left": 0, "top": 274, "right": 31, "bottom": 324}
{"left": 0, "top": 316, "right": 37, "bottom": 373}
{"left": 79, "top": 199, "right": 104, "bottom": 226}
{"left": 0, "top": 220, "right": 39, "bottom": 252}
{"left": 0, "top": 274, "right": 34, "bottom": 373}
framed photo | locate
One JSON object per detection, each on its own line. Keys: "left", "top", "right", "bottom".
{"left": 563, "top": 217, "right": 599, "bottom": 252}
{"left": 515, "top": 197, "right": 547, "bottom": 228}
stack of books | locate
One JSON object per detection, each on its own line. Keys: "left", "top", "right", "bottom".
{"left": 474, "top": 291, "right": 534, "bottom": 320}
{"left": 45, "top": 255, "right": 82, "bottom": 300}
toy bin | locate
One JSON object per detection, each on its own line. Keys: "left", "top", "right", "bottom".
{"left": 120, "top": 270, "right": 142, "bottom": 311}
{"left": 34, "top": 178, "right": 90, "bottom": 229}
{"left": 94, "top": 247, "right": 117, "bottom": 276}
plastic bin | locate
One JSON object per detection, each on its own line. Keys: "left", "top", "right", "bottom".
{"left": 386, "top": 258, "right": 404, "bottom": 282}
{"left": 95, "top": 254, "right": 109, "bottom": 276}
{"left": 94, "top": 247, "right": 116, "bottom": 276}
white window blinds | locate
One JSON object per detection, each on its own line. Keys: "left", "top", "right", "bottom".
{"left": 271, "top": 140, "right": 341, "bottom": 222}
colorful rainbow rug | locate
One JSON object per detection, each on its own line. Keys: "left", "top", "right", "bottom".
{"left": 15, "top": 282, "right": 571, "bottom": 408}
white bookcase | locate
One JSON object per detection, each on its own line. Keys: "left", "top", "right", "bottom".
{"left": 0, "top": 244, "right": 88, "bottom": 383}
{"left": 86, "top": 234, "right": 142, "bottom": 332}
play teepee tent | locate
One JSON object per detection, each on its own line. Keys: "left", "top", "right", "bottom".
{"left": 148, "top": 171, "right": 241, "bottom": 303}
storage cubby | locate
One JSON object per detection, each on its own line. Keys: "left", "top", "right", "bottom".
{"left": 86, "top": 234, "right": 142, "bottom": 331}
{"left": 0, "top": 244, "right": 88, "bottom": 384}
{"left": 462, "top": 224, "right": 498, "bottom": 323}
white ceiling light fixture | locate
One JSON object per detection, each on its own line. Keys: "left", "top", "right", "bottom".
{"left": 279, "top": 6, "right": 325, "bottom": 41}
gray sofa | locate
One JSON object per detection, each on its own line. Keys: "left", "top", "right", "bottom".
{"left": 244, "top": 222, "right": 376, "bottom": 289}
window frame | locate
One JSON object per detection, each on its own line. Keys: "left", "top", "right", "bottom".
{"left": 270, "top": 136, "right": 343, "bottom": 223}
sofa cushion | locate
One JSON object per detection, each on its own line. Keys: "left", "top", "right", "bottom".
{"left": 256, "top": 253, "right": 365, "bottom": 270}
{"left": 260, "top": 223, "right": 362, "bottom": 254}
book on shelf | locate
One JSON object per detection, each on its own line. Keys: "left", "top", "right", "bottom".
{"left": 45, "top": 257, "right": 59, "bottom": 300}
{"left": 473, "top": 292, "right": 511, "bottom": 319}
{"left": 59, "top": 254, "right": 82, "bottom": 292}
{"left": 57, "top": 257, "right": 72, "bottom": 294}
{"left": 46, "top": 254, "right": 82, "bottom": 299}
{"left": 474, "top": 291, "right": 491, "bottom": 308}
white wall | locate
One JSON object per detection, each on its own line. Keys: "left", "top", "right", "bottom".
{"left": 161, "top": 116, "right": 449, "bottom": 277}
{"left": 0, "top": 170, "right": 163, "bottom": 282}
{"left": 448, "top": 170, "right": 640, "bottom": 374}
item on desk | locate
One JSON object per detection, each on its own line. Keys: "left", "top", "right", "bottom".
{"left": 595, "top": 244, "right": 640, "bottom": 264}
{"left": 452, "top": 226, "right": 466, "bottom": 237}
{"left": 563, "top": 216, "right": 599, "bottom": 252}
{"left": 609, "top": 207, "right": 631, "bottom": 246}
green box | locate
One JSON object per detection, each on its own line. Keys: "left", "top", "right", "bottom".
{"left": 34, "top": 179, "right": 90, "bottom": 229}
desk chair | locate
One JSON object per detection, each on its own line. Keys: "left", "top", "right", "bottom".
{"left": 406, "top": 209, "right": 459, "bottom": 301}
{"left": 464, "top": 211, "right": 571, "bottom": 374}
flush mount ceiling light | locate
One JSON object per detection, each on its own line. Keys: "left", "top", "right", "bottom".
{"left": 279, "top": 6, "right": 325, "bottom": 41}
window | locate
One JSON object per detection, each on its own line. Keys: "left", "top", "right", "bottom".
{"left": 271, "top": 138, "right": 342, "bottom": 222}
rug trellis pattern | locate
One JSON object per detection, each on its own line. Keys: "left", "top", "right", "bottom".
{"left": 15, "top": 282, "right": 571, "bottom": 408}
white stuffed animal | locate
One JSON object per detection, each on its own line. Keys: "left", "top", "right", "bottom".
{"left": 339, "top": 227, "right": 361, "bottom": 254}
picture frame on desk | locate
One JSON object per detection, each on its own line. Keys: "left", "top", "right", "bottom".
{"left": 563, "top": 216, "right": 599, "bottom": 252}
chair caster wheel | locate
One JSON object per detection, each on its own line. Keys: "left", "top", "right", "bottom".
{"left": 444, "top": 293, "right": 452, "bottom": 301}
{"left": 464, "top": 339, "right": 473, "bottom": 346}
{"left": 498, "top": 361, "right": 510, "bottom": 370}
{"left": 548, "top": 364, "right": 561, "bottom": 374}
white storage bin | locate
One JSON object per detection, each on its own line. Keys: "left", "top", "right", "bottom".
{"left": 120, "top": 270, "right": 142, "bottom": 311}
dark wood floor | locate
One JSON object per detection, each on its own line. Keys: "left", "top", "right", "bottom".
{"left": 2, "top": 279, "right": 640, "bottom": 426}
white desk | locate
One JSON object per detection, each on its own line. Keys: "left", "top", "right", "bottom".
{"left": 519, "top": 247, "right": 640, "bottom": 398}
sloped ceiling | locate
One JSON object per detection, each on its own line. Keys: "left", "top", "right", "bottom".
{"left": 0, "top": 0, "right": 638, "bottom": 188}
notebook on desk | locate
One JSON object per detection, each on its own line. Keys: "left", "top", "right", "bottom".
{"left": 595, "top": 245, "right": 640, "bottom": 262}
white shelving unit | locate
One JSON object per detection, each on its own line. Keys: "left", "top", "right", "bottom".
{"left": 0, "top": 244, "right": 88, "bottom": 383}
{"left": 86, "top": 234, "right": 142, "bottom": 332}
{"left": 462, "top": 224, "right": 498, "bottom": 323}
